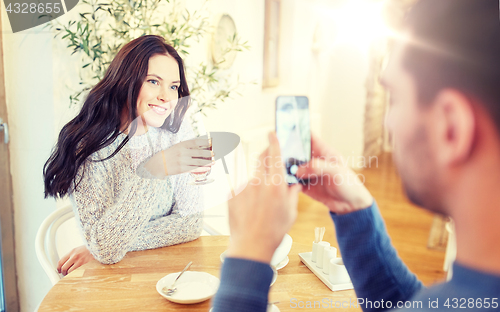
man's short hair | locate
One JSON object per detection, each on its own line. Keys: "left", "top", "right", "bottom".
{"left": 403, "top": 0, "right": 500, "bottom": 131}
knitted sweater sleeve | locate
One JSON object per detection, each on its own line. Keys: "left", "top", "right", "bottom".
{"left": 70, "top": 155, "right": 158, "bottom": 264}
{"left": 129, "top": 171, "right": 204, "bottom": 251}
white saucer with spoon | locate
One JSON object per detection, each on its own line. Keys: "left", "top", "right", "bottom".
{"left": 156, "top": 262, "right": 219, "bottom": 304}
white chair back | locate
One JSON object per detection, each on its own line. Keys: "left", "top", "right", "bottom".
{"left": 35, "top": 205, "right": 75, "bottom": 285}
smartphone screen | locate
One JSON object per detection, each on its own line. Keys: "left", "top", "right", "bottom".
{"left": 275, "top": 96, "right": 311, "bottom": 184}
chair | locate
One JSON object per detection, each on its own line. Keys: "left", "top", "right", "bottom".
{"left": 35, "top": 205, "right": 75, "bottom": 285}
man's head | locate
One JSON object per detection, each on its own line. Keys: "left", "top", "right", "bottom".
{"left": 381, "top": 0, "right": 500, "bottom": 215}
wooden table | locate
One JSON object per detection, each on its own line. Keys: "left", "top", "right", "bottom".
{"left": 39, "top": 236, "right": 360, "bottom": 312}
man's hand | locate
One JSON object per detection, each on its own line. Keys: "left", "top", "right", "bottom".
{"left": 57, "top": 245, "right": 95, "bottom": 276}
{"left": 226, "top": 133, "right": 302, "bottom": 264}
{"left": 296, "top": 134, "right": 373, "bottom": 215}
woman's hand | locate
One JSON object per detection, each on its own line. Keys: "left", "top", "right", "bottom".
{"left": 295, "top": 134, "right": 373, "bottom": 215}
{"left": 143, "top": 137, "right": 214, "bottom": 177}
{"left": 57, "top": 245, "right": 95, "bottom": 276}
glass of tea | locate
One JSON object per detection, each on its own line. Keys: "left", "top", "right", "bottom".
{"left": 189, "top": 135, "right": 215, "bottom": 185}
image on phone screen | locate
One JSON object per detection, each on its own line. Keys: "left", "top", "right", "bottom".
{"left": 275, "top": 96, "right": 311, "bottom": 184}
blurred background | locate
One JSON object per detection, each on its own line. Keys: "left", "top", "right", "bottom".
{"left": 0, "top": 0, "right": 452, "bottom": 311}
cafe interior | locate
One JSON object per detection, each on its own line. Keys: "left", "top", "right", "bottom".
{"left": 0, "top": 0, "right": 454, "bottom": 311}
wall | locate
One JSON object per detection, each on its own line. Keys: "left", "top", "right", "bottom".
{"left": 320, "top": 45, "right": 368, "bottom": 164}
{"left": 1, "top": 8, "right": 56, "bottom": 311}
{"left": 189, "top": 0, "right": 369, "bottom": 164}
{"left": 1, "top": 0, "right": 372, "bottom": 310}
{"left": 184, "top": 0, "right": 274, "bottom": 135}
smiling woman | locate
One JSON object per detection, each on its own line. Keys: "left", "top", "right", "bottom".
{"left": 135, "top": 54, "right": 181, "bottom": 132}
{"left": 43, "top": 35, "right": 209, "bottom": 274}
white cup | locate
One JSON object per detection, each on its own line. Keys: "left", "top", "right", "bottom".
{"left": 322, "top": 246, "right": 337, "bottom": 275}
{"left": 316, "top": 242, "right": 330, "bottom": 269}
{"left": 329, "top": 258, "right": 350, "bottom": 285}
{"left": 312, "top": 241, "right": 319, "bottom": 263}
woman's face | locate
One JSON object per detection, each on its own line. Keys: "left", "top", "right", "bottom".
{"left": 136, "top": 53, "right": 181, "bottom": 129}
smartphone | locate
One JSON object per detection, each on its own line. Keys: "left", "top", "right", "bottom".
{"left": 275, "top": 96, "right": 311, "bottom": 184}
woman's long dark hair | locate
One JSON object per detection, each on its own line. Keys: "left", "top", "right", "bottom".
{"left": 44, "top": 35, "right": 190, "bottom": 198}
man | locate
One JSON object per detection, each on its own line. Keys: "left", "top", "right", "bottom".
{"left": 212, "top": 0, "right": 500, "bottom": 311}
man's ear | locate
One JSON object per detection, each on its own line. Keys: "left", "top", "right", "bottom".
{"left": 432, "top": 89, "right": 476, "bottom": 166}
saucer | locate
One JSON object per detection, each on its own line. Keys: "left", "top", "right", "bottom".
{"left": 220, "top": 252, "right": 289, "bottom": 270}
{"left": 156, "top": 271, "right": 219, "bottom": 304}
{"left": 275, "top": 256, "right": 289, "bottom": 270}
{"left": 270, "top": 266, "right": 278, "bottom": 286}
{"left": 271, "top": 234, "right": 292, "bottom": 266}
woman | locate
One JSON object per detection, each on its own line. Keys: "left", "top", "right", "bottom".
{"left": 44, "top": 35, "right": 211, "bottom": 274}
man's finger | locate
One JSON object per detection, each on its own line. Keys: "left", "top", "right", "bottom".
{"left": 289, "top": 183, "right": 302, "bottom": 196}
{"left": 267, "top": 132, "right": 285, "bottom": 177}
{"left": 268, "top": 132, "right": 281, "bottom": 157}
{"left": 254, "top": 147, "right": 269, "bottom": 180}
{"left": 295, "top": 163, "right": 311, "bottom": 179}
{"left": 296, "top": 157, "right": 325, "bottom": 180}
{"left": 311, "top": 133, "right": 332, "bottom": 158}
